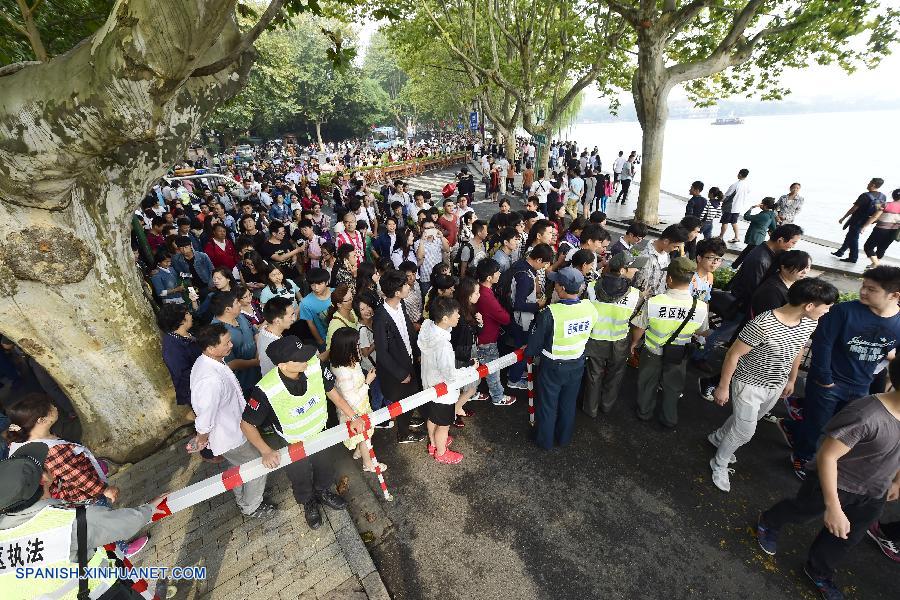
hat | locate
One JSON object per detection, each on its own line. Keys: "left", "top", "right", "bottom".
{"left": 174, "top": 235, "right": 192, "bottom": 248}
{"left": 665, "top": 256, "right": 697, "bottom": 278}
{"left": 546, "top": 266, "right": 585, "bottom": 295}
{"left": 0, "top": 443, "right": 49, "bottom": 512}
{"left": 607, "top": 252, "right": 650, "bottom": 272}
{"left": 266, "top": 335, "right": 317, "bottom": 365}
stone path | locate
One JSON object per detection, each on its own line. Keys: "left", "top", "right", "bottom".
{"left": 109, "top": 432, "right": 389, "bottom": 600}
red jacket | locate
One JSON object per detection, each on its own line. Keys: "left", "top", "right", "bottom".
{"left": 204, "top": 238, "right": 238, "bottom": 270}
{"left": 476, "top": 284, "right": 511, "bottom": 344}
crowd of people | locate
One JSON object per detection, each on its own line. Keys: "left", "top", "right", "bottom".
{"left": 0, "top": 135, "right": 897, "bottom": 600}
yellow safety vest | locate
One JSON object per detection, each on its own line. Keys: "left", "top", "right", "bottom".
{"left": 542, "top": 300, "right": 598, "bottom": 360}
{"left": 0, "top": 506, "right": 114, "bottom": 600}
{"left": 590, "top": 286, "right": 641, "bottom": 342}
{"left": 644, "top": 294, "right": 704, "bottom": 352}
{"left": 259, "top": 359, "right": 328, "bottom": 443}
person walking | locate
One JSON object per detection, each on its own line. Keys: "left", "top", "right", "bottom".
{"left": 834, "top": 178, "right": 886, "bottom": 264}
{"left": 719, "top": 168, "right": 751, "bottom": 243}
{"left": 615, "top": 157, "right": 633, "bottom": 204}
{"left": 629, "top": 257, "right": 709, "bottom": 428}
{"left": 612, "top": 151, "right": 625, "bottom": 192}
{"left": 583, "top": 252, "right": 644, "bottom": 417}
{"left": 756, "top": 362, "right": 900, "bottom": 600}
{"left": 527, "top": 267, "right": 598, "bottom": 449}
{"left": 708, "top": 278, "right": 838, "bottom": 492}
{"left": 240, "top": 336, "right": 365, "bottom": 529}
{"left": 863, "top": 188, "right": 900, "bottom": 269}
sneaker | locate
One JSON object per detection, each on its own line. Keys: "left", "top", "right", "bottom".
{"left": 398, "top": 431, "right": 426, "bottom": 444}
{"left": 756, "top": 513, "right": 779, "bottom": 556}
{"left": 831, "top": 250, "right": 843, "bottom": 257}
{"left": 303, "top": 500, "right": 322, "bottom": 530}
{"left": 363, "top": 462, "right": 388, "bottom": 473}
{"left": 839, "top": 258, "right": 856, "bottom": 264}
{"left": 453, "top": 415, "right": 465, "bottom": 428}
{"left": 698, "top": 378, "right": 715, "bottom": 402}
{"left": 867, "top": 522, "right": 900, "bottom": 563}
{"left": 316, "top": 489, "right": 348, "bottom": 510}
{"left": 427, "top": 437, "right": 454, "bottom": 456}
{"left": 124, "top": 535, "right": 149, "bottom": 558}
{"left": 783, "top": 396, "right": 804, "bottom": 421}
{"left": 374, "top": 420, "right": 395, "bottom": 429}
{"left": 247, "top": 502, "right": 277, "bottom": 519}
{"left": 706, "top": 432, "right": 737, "bottom": 464}
{"left": 434, "top": 449, "right": 464, "bottom": 464}
{"left": 790, "top": 453, "right": 808, "bottom": 481}
{"left": 709, "top": 458, "right": 733, "bottom": 493}
{"left": 408, "top": 417, "right": 426, "bottom": 429}
{"left": 507, "top": 379, "right": 528, "bottom": 390}
{"left": 804, "top": 565, "right": 845, "bottom": 600}
{"left": 472, "top": 392, "right": 490, "bottom": 402}
{"left": 492, "top": 395, "right": 517, "bottom": 406}
{"left": 776, "top": 418, "right": 795, "bottom": 449}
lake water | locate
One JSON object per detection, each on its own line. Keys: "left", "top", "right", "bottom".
{"left": 569, "top": 110, "right": 900, "bottom": 249}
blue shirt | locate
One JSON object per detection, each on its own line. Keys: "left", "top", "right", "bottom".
{"left": 212, "top": 314, "right": 260, "bottom": 395}
{"left": 809, "top": 300, "right": 900, "bottom": 393}
{"left": 300, "top": 290, "right": 333, "bottom": 341}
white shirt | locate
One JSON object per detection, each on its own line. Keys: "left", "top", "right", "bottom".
{"left": 530, "top": 179, "right": 551, "bottom": 205}
{"left": 725, "top": 179, "right": 752, "bottom": 214}
{"left": 190, "top": 354, "right": 247, "bottom": 456}
{"left": 257, "top": 326, "right": 281, "bottom": 377}
{"left": 383, "top": 301, "right": 413, "bottom": 359}
{"left": 613, "top": 156, "right": 626, "bottom": 173}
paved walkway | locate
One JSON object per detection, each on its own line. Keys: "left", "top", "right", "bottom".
{"left": 109, "top": 433, "right": 389, "bottom": 600}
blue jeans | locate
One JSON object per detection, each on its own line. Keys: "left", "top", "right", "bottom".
{"left": 0, "top": 411, "right": 9, "bottom": 460}
{"left": 369, "top": 376, "right": 386, "bottom": 411}
{"left": 785, "top": 380, "right": 857, "bottom": 462}
{"left": 700, "top": 221, "right": 713, "bottom": 239}
{"left": 600, "top": 195, "right": 607, "bottom": 212}
{"left": 477, "top": 343, "right": 504, "bottom": 402}
{"left": 506, "top": 324, "right": 530, "bottom": 383}
{"left": 836, "top": 223, "right": 863, "bottom": 262}
{"left": 693, "top": 316, "right": 743, "bottom": 361}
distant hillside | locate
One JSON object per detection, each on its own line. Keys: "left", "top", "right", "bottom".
{"left": 578, "top": 96, "right": 900, "bottom": 123}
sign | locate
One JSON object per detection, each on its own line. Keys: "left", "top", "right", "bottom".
{"left": 533, "top": 133, "right": 547, "bottom": 145}
{"left": 469, "top": 111, "right": 478, "bottom": 131}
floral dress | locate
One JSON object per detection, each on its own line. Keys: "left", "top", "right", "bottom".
{"left": 333, "top": 364, "right": 373, "bottom": 449}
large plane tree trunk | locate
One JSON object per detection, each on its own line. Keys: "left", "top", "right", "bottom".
{"left": 0, "top": 0, "right": 253, "bottom": 462}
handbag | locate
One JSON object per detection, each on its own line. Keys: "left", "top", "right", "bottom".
{"left": 709, "top": 288, "right": 741, "bottom": 319}
{"left": 661, "top": 296, "right": 699, "bottom": 365}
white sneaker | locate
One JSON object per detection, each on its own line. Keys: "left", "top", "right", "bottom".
{"left": 706, "top": 432, "right": 737, "bottom": 464}
{"left": 507, "top": 379, "right": 528, "bottom": 390}
{"left": 709, "top": 458, "right": 734, "bottom": 492}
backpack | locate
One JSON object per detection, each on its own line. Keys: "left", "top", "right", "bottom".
{"left": 494, "top": 259, "right": 527, "bottom": 314}
{"left": 452, "top": 240, "right": 473, "bottom": 276}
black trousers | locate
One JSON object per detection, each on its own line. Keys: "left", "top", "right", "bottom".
{"left": 381, "top": 373, "right": 422, "bottom": 439}
{"left": 284, "top": 448, "right": 334, "bottom": 504}
{"left": 762, "top": 473, "right": 886, "bottom": 578}
{"left": 863, "top": 227, "right": 896, "bottom": 259}
{"left": 616, "top": 179, "right": 631, "bottom": 202}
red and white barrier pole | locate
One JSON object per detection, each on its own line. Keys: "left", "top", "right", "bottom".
{"left": 148, "top": 348, "right": 525, "bottom": 522}
{"left": 362, "top": 430, "right": 392, "bottom": 502}
{"left": 104, "top": 544, "right": 159, "bottom": 600}
{"left": 526, "top": 357, "right": 535, "bottom": 426}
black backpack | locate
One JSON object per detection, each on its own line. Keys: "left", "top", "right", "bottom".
{"left": 494, "top": 259, "right": 527, "bottom": 314}
{"left": 452, "top": 240, "right": 474, "bottom": 276}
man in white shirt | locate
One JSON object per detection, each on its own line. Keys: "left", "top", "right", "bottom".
{"left": 190, "top": 323, "right": 274, "bottom": 518}
{"left": 529, "top": 169, "right": 554, "bottom": 217}
{"left": 257, "top": 297, "right": 296, "bottom": 376}
{"left": 566, "top": 168, "right": 584, "bottom": 219}
{"left": 613, "top": 151, "right": 626, "bottom": 191}
{"left": 720, "top": 168, "right": 752, "bottom": 242}
{"left": 497, "top": 155, "right": 510, "bottom": 194}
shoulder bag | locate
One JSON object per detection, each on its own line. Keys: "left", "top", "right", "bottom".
{"left": 661, "top": 296, "right": 699, "bottom": 364}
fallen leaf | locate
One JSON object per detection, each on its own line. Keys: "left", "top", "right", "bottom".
{"left": 361, "top": 531, "right": 376, "bottom": 544}
{"left": 336, "top": 475, "right": 350, "bottom": 495}
{"left": 365, "top": 512, "right": 377, "bottom": 523}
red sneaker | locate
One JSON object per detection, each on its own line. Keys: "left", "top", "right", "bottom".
{"left": 434, "top": 449, "right": 463, "bottom": 464}
{"left": 427, "top": 437, "right": 453, "bottom": 456}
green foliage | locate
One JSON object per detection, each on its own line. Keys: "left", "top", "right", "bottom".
{"left": 713, "top": 266, "right": 736, "bottom": 290}
{"left": 838, "top": 290, "right": 861, "bottom": 303}
{"left": 0, "top": 0, "right": 113, "bottom": 64}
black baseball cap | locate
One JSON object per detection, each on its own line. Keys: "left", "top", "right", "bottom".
{"left": 0, "top": 443, "right": 49, "bottom": 512}
{"left": 266, "top": 335, "right": 317, "bottom": 365}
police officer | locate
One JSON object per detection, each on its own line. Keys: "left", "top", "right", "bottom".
{"left": 629, "top": 256, "right": 709, "bottom": 428}
{"left": 582, "top": 252, "right": 647, "bottom": 417}
{"left": 527, "top": 266, "right": 598, "bottom": 449}
{"left": 0, "top": 443, "right": 153, "bottom": 600}
{"left": 240, "top": 336, "right": 365, "bottom": 530}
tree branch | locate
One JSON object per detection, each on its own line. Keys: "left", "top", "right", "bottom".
{"left": 191, "top": 0, "right": 285, "bottom": 77}
{"left": 1, "top": 9, "right": 27, "bottom": 35}
{"left": 15, "top": 0, "right": 47, "bottom": 61}
{"left": 0, "top": 60, "right": 40, "bottom": 77}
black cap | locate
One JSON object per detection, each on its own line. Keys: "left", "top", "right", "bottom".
{"left": 0, "top": 443, "right": 49, "bottom": 512}
{"left": 266, "top": 335, "right": 317, "bottom": 365}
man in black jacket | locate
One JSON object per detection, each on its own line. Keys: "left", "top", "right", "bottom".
{"left": 457, "top": 167, "right": 476, "bottom": 205}
{"left": 374, "top": 270, "right": 427, "bottom": 443}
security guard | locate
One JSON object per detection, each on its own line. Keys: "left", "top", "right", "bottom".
{"left": 240, "top": 335, "right": 365, "bottom": 530}
{"left": 583, "top": 252, "right": 647, "bottom": 417}
{"left": 0, "top": 442, "right": 152, "bottom": 600}
{"left": 629, "top": 256, "right": 709, "bottom": 428}
{"left": 527, "top": 267, "right": 598, "bottom": 449}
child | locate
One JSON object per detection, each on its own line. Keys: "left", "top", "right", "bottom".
{"left": 601, "top": 174, "right": 612, "bottom": 212}
{"left": 299, "top": 267, "right": 332, "bottom": 351}
{"left": 419, "top": 297, "right": 477, "bottom": 464}
{"left": 329, "top": 328, "right": 385, "bottom": 473}
{"left": 5, "top": 393, "right": 149, "bottom": 557}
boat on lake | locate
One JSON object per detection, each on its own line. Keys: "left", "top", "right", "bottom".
{"left": 712, "top": 116, "right": 744, "bottom": 125}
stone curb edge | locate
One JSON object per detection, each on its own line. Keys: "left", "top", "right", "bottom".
{"left": 326, "top": 508, "right": 391, "bottom": 599}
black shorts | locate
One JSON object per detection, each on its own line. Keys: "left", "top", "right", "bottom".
{"left": 426, "top": 402, "right": 454, "bottom": 427}
{"left": 720, "top": 212, "right": 739, "bottom": 224}
{"left": 613, "top": 172, "right": 620, "bottom": 183}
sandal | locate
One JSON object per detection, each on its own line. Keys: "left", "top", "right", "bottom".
{"left": 453, "top": 415, "right": 465, "bottom": 428}
{"left": 363, "top": 462, "right": 388, "bottom": 473}
{"left": 352, "top": 447, "right": 361, "bottom": 460}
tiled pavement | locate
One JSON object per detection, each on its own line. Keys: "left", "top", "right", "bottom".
{"left": 109, "top": 432, "right": 390, "bottom": 600}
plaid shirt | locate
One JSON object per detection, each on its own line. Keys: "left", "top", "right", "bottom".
{"left": 45, "top": 443, "right": 107, "bottom": 502}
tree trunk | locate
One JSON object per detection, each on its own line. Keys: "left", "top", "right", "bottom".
{"left": 315, "top": 121, "right": 325, "bottom": 151}
{"left": 503, "top": 135, "right": 516, "bottom": 162}
{"left": 633, "top": 41, "right": 672, "bottom": 226}
{"left": 0, "top": 0, "right": 253, "bottom": 462}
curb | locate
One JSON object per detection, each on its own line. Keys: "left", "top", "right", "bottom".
{"left": 327, "top": 508, "right": 391, "bottom": 599}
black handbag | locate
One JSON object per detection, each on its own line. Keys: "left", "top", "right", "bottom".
{"left": 661, "top": 297, "right": 699, "bottom": 365}
{"left": 709, "top": 288, "right": 741, "bottom": 320}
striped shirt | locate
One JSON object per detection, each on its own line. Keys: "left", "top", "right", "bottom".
{"left": 700, "top": 201, "right": 723, "bottom": 224}
{"left": 734, "top": 310, "right": 817, "bottom": 389}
